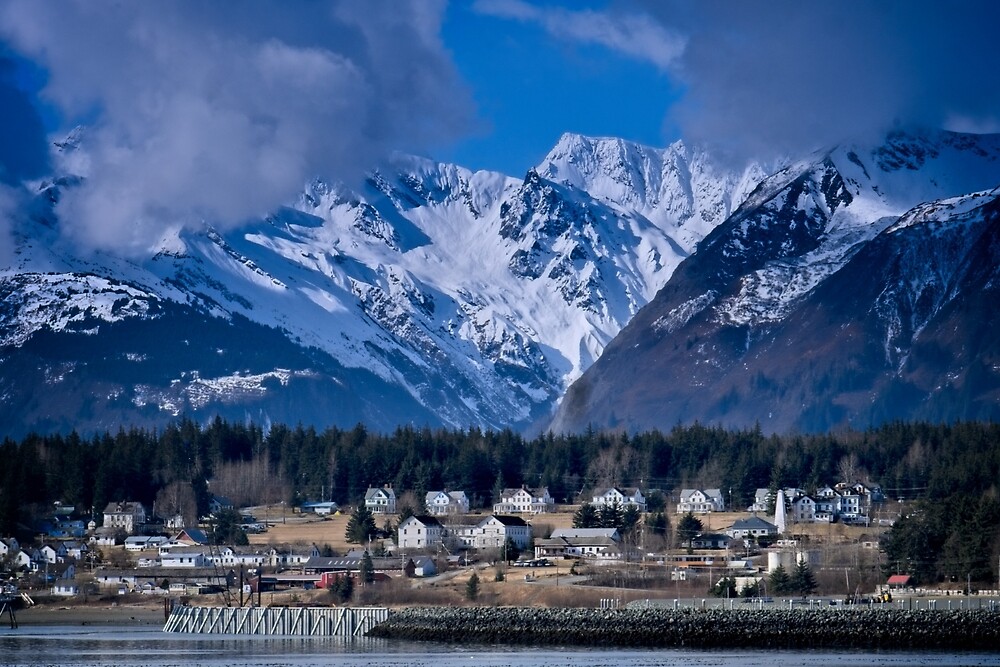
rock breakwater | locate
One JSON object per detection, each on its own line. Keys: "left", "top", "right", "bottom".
{"left": 367, "top": 607, "right": 1000, "bottom": 650}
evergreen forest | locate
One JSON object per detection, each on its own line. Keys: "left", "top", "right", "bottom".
{"left": 1, "top": 418, "right": 998, "bottom": 586}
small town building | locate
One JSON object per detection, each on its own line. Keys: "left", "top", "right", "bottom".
{"left": 591, "top": 487, "right": 647, "bottom": 512}
{"left": 424, "top": 491, "right": 470, "bottom": 516}
{"left": 365, "top": 485, "right": 397, "bottom": 515}
{"left": 102, "top": 501, "right": 147, "bottom": 535}
{"left": 677, "top": 489, "right": 725, "bottom": 514}
{"left": 493, "top": 487, "right": 554, "bottom": 514}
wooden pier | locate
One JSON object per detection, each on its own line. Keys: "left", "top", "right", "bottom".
{"left": 0, "top": 595, "right": 18, "bottom": 629}
{"left": 163, "top": 605, "right": 391, "bottom": 636}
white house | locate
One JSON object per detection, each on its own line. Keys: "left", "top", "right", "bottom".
{"left": 493, "top": 487, "right": 554, "bottom": 514}
{"left": 791, "top": 495, "right": 817, "bottom": 523}
{"left": 534, "top": 528, "right": 621, "bottom": 560}
{"left": 0, "top": 537, "right": 19, "bottom": 557}
{"left": 160, "top": 547, "right": 209, "bottom": 568}
{"left": 125, "top": 535, "right": 169, "bottom": 552}
{"left": 211, "top": 546, "right": 266, "bottom": 568}
{"left": 266, "top": 544, "right": 321, "bottom": 568}
{"left": 478, "top": 515, "right": 532, "bottom": 550}
{"left": 11, "top": 550, "right": 33, "bottom": 570}
{"left": 398, "top": 515, "right": 444, "bottom": 550}
{"left": 102, "top": 501, "right": 147, "bottom": 535}
{"left": 747, "top": 488, "right": 771, "bottom": 512}
{"left": 424, "top": 491, "right": 470, "bottom": 516}
{"left": 677, "top": 489, "right": 725, "bottom": 514}
{"left": 446, "top": 515, "right": 532, "bottom": 551}
{"left": 726, "top": 517, "right": 778, "bottom": 539}
{"left": 365, "top": 486, "right": 397, "bottom": 515}
{"left": 300, "top": 501, "right": 339, "bottom": 516}
{"left": 592, "top": 487, "right": 646, "bottom": 512}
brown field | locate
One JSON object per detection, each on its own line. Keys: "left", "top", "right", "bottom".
{"left": 246, "top": 506, "right": 579, "bottom": 553}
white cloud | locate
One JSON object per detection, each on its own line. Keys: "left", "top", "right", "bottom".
{"left": 0, "top": 0, "right": 473, "bottom": 256}
{"left": 474, "top": 0, "right": 685, "bottom": 72}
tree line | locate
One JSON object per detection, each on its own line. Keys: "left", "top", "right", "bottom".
{"left": 1, "top": 418, "right": 998, "bottom": 584}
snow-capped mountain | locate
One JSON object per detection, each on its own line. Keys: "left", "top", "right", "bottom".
{"left": 0, "top": 132, "right": 762, "bottom": 437}
{"left": 550, "top": 130, "right": 1000, "bottom": 434}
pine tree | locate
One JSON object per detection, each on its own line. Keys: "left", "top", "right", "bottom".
{"left": 360, "top": 550, "right": 375, "bottom": 585}
{"left": 676, "top": 511, "right": 703, "bottom": 550}
{"left": 466, "top": 572, "right": 480, "bottom": 601}
{"left": 769, "top": 564, "right": 791, "bottom": 594}
{"left": 791, "top": 559, "right": 817, "bottom": 596}
{"left": 599, "top": 502, "right": 624, "bottom": 530}
{"left": 345, "top": 504, "right": 376, "bottom": 544}
{"left": 573, "top": 502, "right": 599, "bottom": 528}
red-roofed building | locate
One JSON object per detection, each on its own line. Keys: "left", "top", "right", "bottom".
{"left": 886, "top": 574, "right": 912, "bottom": 589}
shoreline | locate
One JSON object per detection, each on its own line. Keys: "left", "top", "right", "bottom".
{"left": 7, "top": 602, "right": 166, "bottom": 627}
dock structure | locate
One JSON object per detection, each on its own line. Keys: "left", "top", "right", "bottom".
{"left": 0, "top": 595, "right": 17, "bottom": 629}
{"left": 163, "top": 605, "right": 390, "bottom": 636}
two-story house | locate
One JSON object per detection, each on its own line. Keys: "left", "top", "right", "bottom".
{"left": 591, "top": 487, "right": 646, "bottom": 512}
{"left": 397, "top": 515, "right": 444, "bottom": 550}
{"left": 424, "top": 491, "right": 470, "bottom": 516}
{"left": 493, "top": 487, "right": 554, "bottom": 514}
{"left": 365, "top": 485, "right": 397, "bottom": 515}
{"left": 677, "top": 489, "right": 725, "bottom": 513}
{"left": 102, "top": 501, "right": 147, "bottom": 535}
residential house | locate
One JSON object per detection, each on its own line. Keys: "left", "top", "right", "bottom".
{"left": 10, "top": 550, "right": 33, "bottom": 570}
{"left": 477, "top": 515, "right": 532, "bottom": 551}
{"left": 424, "top": 491, "right": 470, "bottom": 516}
{"left": 726, "top": 517, "right": 778, "bottom": 539}
{"left": 160, "top": 547, "right": 209, "bottom": 568}
{"left": 747, "top": 488, "right": 772, "bottom": 513}
{"left": 304, "top": 554, "right": 436, "bottom": 579}
{"left": 208, "top": 495, "right": 233, "bottom": 514}
{"left": 0, "top": 537, "right": 18, "bottom": 558}
{"left": 365, "top": 485, "right": 397, "bottom": 515}
{"left": 300, "top": 501, "right": 339, "bottom": 516}
{"left": 102, "top": 501, "right": 147, "bottom": 535}
{"left": 211, "top": 546, "right": 267, "bottom": 568}
{"left": 397, "top": 515, "right": 444, "bottom": 551}
{"left": 169, "top": 528, "right": 209, "bottom": 547}
{"left": 791, "top": 495, "right": 817, "bottom": 523}
{"left": 38, "top": 543, "right": 68, "bottom": 564}
{"left": 62, "top": 540, "right": 89, "bottom": 561}
{"left": 592, "top": 487, "right": 647, "bottom": 512}
{"left": 690, "top": 533, "right": 732, "bottom": 549}
{"left": 266, "top": 543, "right": 321, "bottom": 568}
{"left": 88, "top": 528, "right": 118, "bottom": 547}
{"left": 677, "top": 489, "right": 725, "bottom": 514}
{"left": 493, "top": 487, "right": 554, "bottom": 514}
{"left": 446, "top": 515, "right": 533, "bottom": 551}
{"left": 124, "top": 535, "right": 169, "bottom": 552}
{"left": 534, "top": 528, "right": 621, "bottom": 560}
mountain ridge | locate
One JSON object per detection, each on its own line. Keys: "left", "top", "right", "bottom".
{"left": 1, "top": 131, "right": 763, "bottom": 437}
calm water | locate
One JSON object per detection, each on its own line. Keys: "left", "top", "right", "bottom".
{"left": 1, "top": 626, "right": 999, "bottom": 667}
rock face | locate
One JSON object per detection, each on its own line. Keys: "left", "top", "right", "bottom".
{"left": 0, "top": 133, "right": 760, "bottom": 437}
{"left": 549, "top": 130, "right": 1000, "bottom": 434}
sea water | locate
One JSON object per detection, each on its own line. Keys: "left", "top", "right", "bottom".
{"left": 1, "top": 626, "right": 999, "bottom": 667}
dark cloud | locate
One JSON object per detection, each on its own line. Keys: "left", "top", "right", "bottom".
{"left": 633, "top": 0, "right": 1000, "bottom": 161}
{"left": 0, "top": 0, "right": 473, "bottom": 255}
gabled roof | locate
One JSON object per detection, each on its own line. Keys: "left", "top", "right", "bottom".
{"left": 484, "top": 514, "right": 528, "bottom": 527}
{"left": 365, "top": 486, "right": 396, "bottom": 500}
{"left": 401, "top": 514, "right": 442, "bottom": 527}
{"left": 729, "top": 517, "right": 777, "bottom": 531}
{"left": 887, "top": 574, "right": 912, "bottom": 585}
{"left": 551, "top": 528, "right": 619, "bottom": 540}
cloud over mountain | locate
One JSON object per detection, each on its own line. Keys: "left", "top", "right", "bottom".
{"left": 0, "top": 0, "right": 473, "bottom": 255}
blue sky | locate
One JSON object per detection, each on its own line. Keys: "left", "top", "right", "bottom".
{"left": 439, "top": 1, "right": 681, "bottom": 175}
{"left": 1, "top": 0, "right": 999, "bottom": 255}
